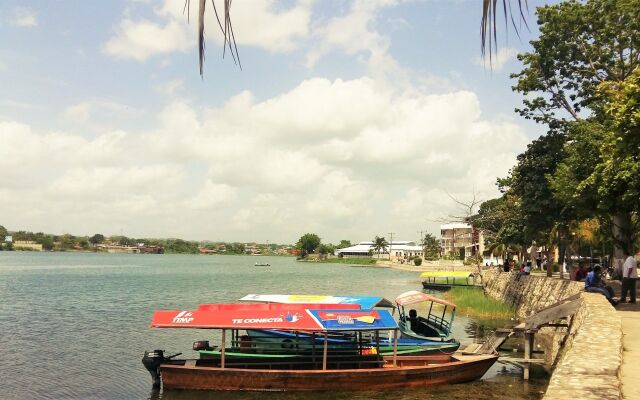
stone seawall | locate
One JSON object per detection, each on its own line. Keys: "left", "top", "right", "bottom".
{"left": 482, "top": 271, "right": 622, "bottom": 400}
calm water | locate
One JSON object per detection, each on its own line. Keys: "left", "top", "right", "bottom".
{"left": 0, "top": 253, "right": 547, "bottom": 400}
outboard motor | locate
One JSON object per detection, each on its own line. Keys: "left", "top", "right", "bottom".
{"left": 142, "top": 350, "right": 165, "bottom": 388}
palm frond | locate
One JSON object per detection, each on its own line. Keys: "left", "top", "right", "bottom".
{"left": 481, "top": 0, "right": 529, "bottom": 65}
{"left": 186, "top": 0, "right": 241, "bottom": 77}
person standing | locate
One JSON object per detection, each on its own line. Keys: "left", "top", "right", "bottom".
{"left": 620, "top": 251, "right": 638, "bottom": 304}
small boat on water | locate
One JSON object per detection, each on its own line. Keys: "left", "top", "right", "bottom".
{"left": 143, "top": 303, "right": 497, "bottom": 391}
{"left": 395, "top": 290, "right": 456, "bottom": 340}
{"left": 254, "top": 262, "right": 270, "bottom": 266}
{"left": 420, "top": 271, "right": 480, "bottom": 290}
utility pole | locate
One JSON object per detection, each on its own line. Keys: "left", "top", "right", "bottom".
{"left": 388, "top": 232, "right": 395, "bottom": 261}
{"left": 417, "top": 230, "right": 425, "bottom": 244}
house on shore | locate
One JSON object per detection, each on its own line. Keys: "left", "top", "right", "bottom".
{"left": 336, "top": 241, "right": 424, "bottom": 261}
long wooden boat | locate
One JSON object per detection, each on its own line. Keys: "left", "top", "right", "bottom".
{"left": 144, "top": 303, "right": 496, "bottom": 391}
{"left": 420, "top": 271, "right": 480, "bottom": 290}
{"left": 159, "top": 353, "right": 498, "bottom": 391}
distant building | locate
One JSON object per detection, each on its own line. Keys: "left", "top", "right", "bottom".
{"left": 439, "top": 223, "right": 484, "bottom": 259}
{"left": 4, "top": 235, "right": 12, "bottom": 243}
{"left": 336, "top": 241, "right": 424, "bottom": 261}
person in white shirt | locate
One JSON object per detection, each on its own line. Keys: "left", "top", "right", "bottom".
{"left": 620, "top": 251, "right": 638, "bottom": 304}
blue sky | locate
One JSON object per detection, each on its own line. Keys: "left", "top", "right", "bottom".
{"left": 0, "top": 0, "right": 551, "bottom": 244}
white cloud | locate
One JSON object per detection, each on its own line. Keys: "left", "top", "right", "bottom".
{"left": 7, "top": 7, "right": 37, "bottom": 27}
{"left": 1, "top": 74, "right": 528, "bottom": 242}
{"left": 104, "top": 0, "right": 313, "bottom": 61}
{"left": 474, "top": 47, "right": 519, "bottom": 71}
{"left": 104, "top": 18, "right": 190, "bottom": 61}
{"left": 61, "top": 102, "right": 92, "bottom": 123}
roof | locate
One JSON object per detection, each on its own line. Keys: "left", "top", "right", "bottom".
{"left": 420, "top": 271, "right": 474, "bottom": 279}
{"left": 240, "top": 294, "right": 395, "bottom": 309}
{"left": 150, "top": 304, "right": 398, "bottom": 331}
{"left": 440, "top": 223, "right": 472, "bottom": 229}
{"left": 394, "top": 290, "right": 456, "bottom": 308}
{"left": 337, "top": 241, "right": 421, "bottom": 253}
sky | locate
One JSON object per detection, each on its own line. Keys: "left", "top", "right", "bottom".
{"left": 0, "top": 0, "right": 552, "bottom": 244}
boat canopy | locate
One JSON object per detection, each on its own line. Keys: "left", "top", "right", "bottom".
{"left": 240, "top": 294, "right": 395, "bottom": 309}
{"left": 197, "top": 303, "right": 360, "bottom": 311}
{"left": 394, "top": 290, "right": 456, "bottom": 308}
{"left": 419, "top": 271, "right": 474, "bottom": 279}
{"left": 151, "top": 304, "right": 398, "bottom": 331}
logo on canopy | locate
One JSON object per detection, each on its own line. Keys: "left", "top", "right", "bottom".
{"left": 172, "top": 311, "right": 194, "bottom": 324}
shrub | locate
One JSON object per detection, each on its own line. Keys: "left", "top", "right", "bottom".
{"left": 413, "top": 257, "right": 422, "bottom": 266}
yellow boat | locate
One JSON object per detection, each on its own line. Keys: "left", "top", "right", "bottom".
{"left": 419, "top": 271, "right": 479, "bottom": 291}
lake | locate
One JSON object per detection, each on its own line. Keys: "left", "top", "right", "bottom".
{"left": 0, "top": 252, "right": 546, "bottom": 399}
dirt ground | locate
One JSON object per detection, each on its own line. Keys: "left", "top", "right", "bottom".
{"left": 617, "top": 301, "right": 640, "bottom": 400}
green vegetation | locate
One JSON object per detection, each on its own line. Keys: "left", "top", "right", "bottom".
{"left": 445, "top": 287, "right": 515, "bottom": 319}
{"left": 421, "top": 234, "right": 439, "bottom": 260}
{"left": 372, "top": 236, "right": 389, "bottom": 259}
{"left": 472, "top": 0, "right": 640, "bottom": 275}
{"left": 413, "top": 257, "right": 422, "bottom": 266}
{"left": 295, "top": 233, "right": 321, "bottom": 259}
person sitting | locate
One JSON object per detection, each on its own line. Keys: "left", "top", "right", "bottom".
{"left": 585, "top": 265, "right": 617, "bottom": 306}
{"left": 573, "top": 261, "right": 588, "bottom": 281}
{"left": 408, "top": 309, "right": 419, "bottom": 331}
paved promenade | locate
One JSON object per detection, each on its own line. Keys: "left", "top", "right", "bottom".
{"left": 618, "top": 302, "right": 640, "bottom": 400}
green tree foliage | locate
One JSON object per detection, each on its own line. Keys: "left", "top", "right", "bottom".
{"left": 513, "top": 0, "right": 640, "bottom": 258}
{"left": 372, "top": 236, "right": 388, "bottom": 259}
{"left": 296, "top": 233, "right": 321, "bottom": 258}
{"left": 337, "top": 240, "right": 352, "bottom": 249}
{"left": 421, "top": 234, "right": 439, "bottom": 261}
{"left": 89, "top": 234, "right": 105, "bottom": 245}
{"left": 0, "top": 225, "right": 8, "bottom": 238}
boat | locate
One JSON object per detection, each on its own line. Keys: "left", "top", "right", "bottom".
{"left": 420, "top": 271, "right": 479, "bottom": 290}
{"left": 238, "top": 294, "right": 459, "bottom": 353}
{"left": 395, "top": 290, "right": 456, "bottom": 340}
{"left": 143, "top": 303, "right": 497, "bottom": 391}
{"left": 254, "top": 262, "right": 270, "bottom": 266}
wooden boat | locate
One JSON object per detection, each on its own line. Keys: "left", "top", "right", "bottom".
{"left": 144, "top": 303, "right": 496, "bottom": 391}
{"left": 420, "top": 271, "right": 480, "bottom": 290}
{"left": 159, "top": 353, "right": 498, "bottom": 391}
{"left": 395, "top": 291, "right": 456, "bottom": 340}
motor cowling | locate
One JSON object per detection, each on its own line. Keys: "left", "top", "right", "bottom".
{"left": 142, "top": 350, "right": 164, "bottom": 388}
{"left": 192, "top": 340, "right": 211, "bottom": 351}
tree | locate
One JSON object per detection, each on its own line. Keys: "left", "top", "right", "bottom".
{"left": 89, "top": 234, "right": 105, "bottom": 246}
{"left": 0, "top": 225, "right": 7, "bottom": 239}
{"left": 318, "top": 244, "right": 333, "bottom": 261}
{"left": 372, "top": 236, "right": 389, "bottom": 259}
{"left": 296, "top": 233, "right": 321, "bottom": 258}
{"left": 186, "top": 1, "right": 527, "bottom": 76}
{"left": 513, "top": 0, "right": 640, "bottom": 271}
{"left": 421, "top": 234, "right": 439, "bottom": 261}
{"left": 337, "top": 240, "right": 352, "bottom": 249}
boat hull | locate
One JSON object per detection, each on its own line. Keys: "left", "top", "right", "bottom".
{"left": 160, "top": 354, "right": 497, "bottom": 391}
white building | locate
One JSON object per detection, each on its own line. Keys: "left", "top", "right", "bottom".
{"left": 336, "top": 241, "right": 424, "bottom": 261}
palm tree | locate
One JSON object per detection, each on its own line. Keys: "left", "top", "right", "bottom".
{"left": 186, "top": 0, "right": 529, "bottom": 76}
{"left": 372, "top": 236, "right": 389, "bottom": 260}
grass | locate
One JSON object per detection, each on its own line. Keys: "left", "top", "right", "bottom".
{"left": 444, "top": 287, "right": 515, "bottom": 320}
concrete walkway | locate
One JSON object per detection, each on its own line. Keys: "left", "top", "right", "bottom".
{"left": 618, "top": 302, "right": 640, "bottom": 400}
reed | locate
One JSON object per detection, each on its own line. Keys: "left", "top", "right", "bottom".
{"left": 444, "top": 287, "right": 515, "bottom": 319}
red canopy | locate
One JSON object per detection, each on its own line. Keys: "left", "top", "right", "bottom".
{"left": 151, "top": 306, "right": 323, "bottom": 331}
{"left": 394, "top": 290, "right": 456, "bottom": 308}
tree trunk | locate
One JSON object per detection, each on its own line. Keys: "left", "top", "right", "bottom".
{"left": 612, "top": 212, "right": 632, "bottom": 279}
{"left": 546, "top": 244, "right": 556, "bottom": 277}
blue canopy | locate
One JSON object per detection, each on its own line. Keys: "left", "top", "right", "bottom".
{"left": 308, "top": 308, "right": 398, "bottom": 331}
{"left": 239, "top": 294, "right": 395, "bottom": 309}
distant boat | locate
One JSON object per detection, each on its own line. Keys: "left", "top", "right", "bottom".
{"left": 254, "top": 262, "right": 270, "bottom": 267}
